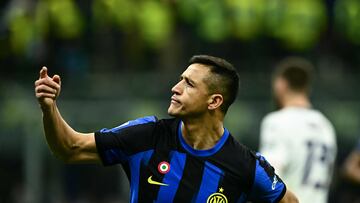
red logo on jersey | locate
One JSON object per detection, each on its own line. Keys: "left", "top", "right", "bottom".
{"left": 158, "top": 161, "right": 170, "bottom": 174}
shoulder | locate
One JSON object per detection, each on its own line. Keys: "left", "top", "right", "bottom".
{"left": 218, "top": 136, "right": 286, "bottom": 198}
{"left": 313, "top": 110, "right": 335, "bottom": 129}
{"left": 225, "top": 135, "right": 255, "bottom": 156}
{"left": 151, "top": 117, "right": 181, "bottom": 147}
{"left": 222, "top": 135, "right": 256, "bottom": 163}
{"left": 156, "top": 117, "right": 179, "bottom": 128}
{"left": 114, "top": 116, "right": 179, "bottom": 133}
{"left": 153, "top": 117, "right": 180, "bottom": 136}
{"left": 214, "top": 135, "right": 258, "bottom": 187}
{"left": 260, "top": 110, "right": 291, "bottom": 137}
{"left": 95, "top": 116, "right": 180, "bottom": 158}
{"left": 301, "top": 109, "right": 336, "bottom": 140}
{"left": 96, "top": 116, "right": 180, "bottom": 142}
{"left": 261, "top": 110, "right": 286, "bottom": 126}
{"left": 98, "top": 116, "right": 158, "bottom": 134}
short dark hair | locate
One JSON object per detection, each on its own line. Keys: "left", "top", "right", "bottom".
{"left": 189, "top": 55, "right": 240, "bottom": 114}
{"left": 274, "top": 57, "right": 314, "bottom": 93}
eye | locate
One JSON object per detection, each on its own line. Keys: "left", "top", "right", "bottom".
{"left": 185, "top": 79, "right": 194, "bottom": 87}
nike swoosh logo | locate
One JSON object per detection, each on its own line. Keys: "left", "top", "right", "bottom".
{"left": 147, "top": 176, "right": 169, "bottom": 186}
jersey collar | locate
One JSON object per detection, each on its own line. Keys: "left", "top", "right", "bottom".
{"left": 177, "top": 121, "right": 230, "bottom": 157}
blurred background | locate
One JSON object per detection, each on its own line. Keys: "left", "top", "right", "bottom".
{"left": 0, "top": 0, "right": 359, "bottom": 202}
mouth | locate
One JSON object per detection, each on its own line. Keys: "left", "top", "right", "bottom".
{"left": 171, "top": 96, "right": 181, "bottom": 105}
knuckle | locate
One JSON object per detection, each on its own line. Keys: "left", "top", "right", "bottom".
{"left": 35, "top": 80, "right": 41, "bottom": 86}
{"left": 35, "top": 86, "right": 42, "bottom": 92}
{"left": 36, "top": 86, "right": 44, "bottom": 93}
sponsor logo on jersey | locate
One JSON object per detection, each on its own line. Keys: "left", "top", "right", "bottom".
{"left": 158, "top": 161, "right": 170, "bottom": 174}
{"left": 206, "top": 188, "right": 228, "bottom": 203}
{"left": 272, "top": 175, "right": 278, "bottom": 190}
{"left": 147, "top": 176, "right": 169, "bottom": 186}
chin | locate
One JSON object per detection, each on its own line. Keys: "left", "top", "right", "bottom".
{"left": 167, "top": 107, "right": 183, "bottom": 118}
{"left": 167, "top": 106, "right": 177, "bottom": 116}
{"left": 168, "top": 109, "right": 180, "bottom": 117}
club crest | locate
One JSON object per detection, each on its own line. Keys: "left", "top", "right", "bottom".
{"left": 206, "top": 188, "right": 228, "bottom": 203}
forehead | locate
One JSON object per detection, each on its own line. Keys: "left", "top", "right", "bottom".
{"left": 182, "top": 63, "right": 211, "bottom": 81}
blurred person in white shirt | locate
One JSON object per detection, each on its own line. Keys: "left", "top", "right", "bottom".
{"left": 259, "top": 57, "right": 337, "bottom": 203}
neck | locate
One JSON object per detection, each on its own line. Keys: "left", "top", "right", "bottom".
{"left": 181, "top": 114, "right": 224, "bottom": 150}
{"left": 282, "top": 93, "right": 311, "bottom": 108}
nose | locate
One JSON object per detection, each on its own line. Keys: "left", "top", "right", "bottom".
{"left": 171, "top": 81, "right": 182, "bottom": 95}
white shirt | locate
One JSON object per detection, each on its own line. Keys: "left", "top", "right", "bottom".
{"left": 259, "top": 107, "right": 337, "bottom": 203}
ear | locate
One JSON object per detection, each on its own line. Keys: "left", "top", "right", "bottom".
{"left": 274, "top": 77, "right": 287, "bottom": 94}
{"left": 207, "top": 94, "right": 224, "bottom": 110}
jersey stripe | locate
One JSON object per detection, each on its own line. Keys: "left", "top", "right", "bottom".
{"left": 194, "top": 161, "right": 224, "bottom": 202}
{"left": 155, "top": 151, "right": 186, "bottom": 202}
{"left": 137, "top": 150, "right": 171, "bottom": 202}
{"left": 236, "top": 193, "right": 247, "bottom": 203}
{"left": 129, "top": 150, "right": 154, "bottom": 203}
{"left": 217, "top": 172, "right": 245, "bottom": 203}
{"left": 173, "top": 155, "right": 205, "bottom": 202}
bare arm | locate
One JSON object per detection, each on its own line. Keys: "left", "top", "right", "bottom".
{"left": 35, "top": 67, "right": 100, "bottom": 163}
{"left": 279, "top": 190, "right": 299, "bottom": 203}
{"left": 343, "top": 150, "right": 360, "bottom": 184}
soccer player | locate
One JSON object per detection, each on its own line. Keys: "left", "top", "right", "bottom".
{"left": 259, "top": 57, "right": 337, "bottom": 203}
{"left": 35, "top": 55, "right": 298, "bottom": 202}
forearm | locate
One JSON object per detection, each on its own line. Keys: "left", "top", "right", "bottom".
{"left": 36, "top": 67, "right": 99, "bottom": 163}
{"left": 343, "top": 152, "right": 360, "bottom": 183}
{"left": 345, "top": 167, "right": 360, "bottom": 183}
{"left": 42, "top": 103, "right": 81, "bottom": 161}
{"left": 279, "top": 190, "right": 298, "bottom": 203}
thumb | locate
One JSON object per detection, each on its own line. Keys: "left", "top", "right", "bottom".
{"left": 52, "top": 74, "right": 61, "bottom": 85}
{"left": 40, "top": 66, "right": 48, "bottom": 79}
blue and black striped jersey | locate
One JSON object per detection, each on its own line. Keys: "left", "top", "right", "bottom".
{"left": 95, "top": 116, "right": 286, "bottom": 203}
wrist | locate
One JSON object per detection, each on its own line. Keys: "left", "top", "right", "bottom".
{"left": 40, "top": 101, "right": 57, "bottom": 114}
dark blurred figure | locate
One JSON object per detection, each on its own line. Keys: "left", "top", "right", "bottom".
{"left": 335, "top": 138, "right": 360, "bottom": 203}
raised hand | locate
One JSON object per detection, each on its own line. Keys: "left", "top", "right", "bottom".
{"left": 35, "top": 67, "right": 61, "bottom": 109}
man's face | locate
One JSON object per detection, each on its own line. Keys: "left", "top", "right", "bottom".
{"left": 168, "top": 64, "right": 212, "bottom": 118}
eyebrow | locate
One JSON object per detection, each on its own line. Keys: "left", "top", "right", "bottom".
{"left": 180, "top": 75, "right": 196, "bottom": 85}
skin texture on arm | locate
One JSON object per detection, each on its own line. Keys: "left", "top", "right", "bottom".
{"left": 343, "top": 150, "right": 360, "bottom": 184}
{"left": 35, "top": 67, "right": 100, "bottom": 163}
{"left": 279, "top": 190, "right": 299, "bottom": 203}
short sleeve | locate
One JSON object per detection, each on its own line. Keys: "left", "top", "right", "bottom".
{"left": 248, "top": 153, "right": 287, "bottom": 203}
{"left": 259, "top": 116, "right": 289, "bottom": 175}
{"left": 95, "top": 116, "right": 157, "bottom": 166}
